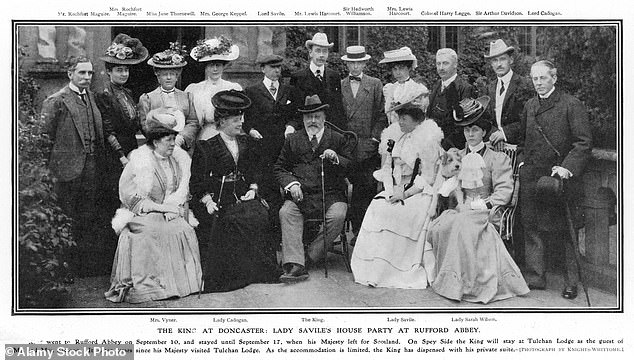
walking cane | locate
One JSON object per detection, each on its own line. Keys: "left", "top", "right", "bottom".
{"left": 321, "top": 156, "right": 328, "bottom": 278}
{"left": 563, "top": 184, "right": 592, "bottom": 307}
{"left": 198, "top": 175, "right": 226, "bottom": 298}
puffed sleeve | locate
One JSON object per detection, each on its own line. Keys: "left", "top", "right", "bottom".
{"left": 488, "top": 151, "right": 514, "bottom": 206}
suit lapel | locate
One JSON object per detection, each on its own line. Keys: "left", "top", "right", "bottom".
{"left": 501, "top": 73, "right": 519, "bottom": 112}
{"left": 535, "top": 89, "right": 559, "bottom": 116}
{"left": 61, "top": 88, "right": 87, "bottom": 145}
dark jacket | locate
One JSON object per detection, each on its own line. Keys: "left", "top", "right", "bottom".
{"left": 189, "top": 134, "right": 261, "bottom": 227}
{"left": 427, "top": 76, "right": 474, "bottom": 150}
{"left": 274, "top": 127, "right": 353, "bottom": 216}
{"left": 95, "top": 81, "right": 140, "bottom": 158}
{"left": 486, "top": 72, "right": 533, "bottom": 141}
{"left": 290, "top": 67, "right": 346, "bottom": 129}
{"left": 244, "top": 80, "right": 301, "bottom": 163}
{"left": 42, "top": 85, "right": 105, "bottom": 182}
{"left": 508, "top": 89, "right": 593, "bottom": 230}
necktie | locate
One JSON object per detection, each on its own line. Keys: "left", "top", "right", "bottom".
{"left": 269, "top": 84, "right": 277, "bottom": 97}
{"left": 310, "top": 135, "right": 319, "bottom": 151}
{"left": 349, "top": 75, "right": 361, "bottom": 82}
{"left": 499, "top": 80, "right": 505, "bottom": 95}
{"left": 78, "top": 93, "right": 87, "bottom": 104}
{"left": 315, "top": 69, "right": 323, "bottom": 82}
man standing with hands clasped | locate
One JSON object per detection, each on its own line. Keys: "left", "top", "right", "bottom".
{"left": 485, "top": 39, "right": 532, "bottom": 149}
{"left": 274, "top": 95, "right": 353, "bottom": 282}
{"left": 506, "top": 60, "right": 592, "bottom": 300}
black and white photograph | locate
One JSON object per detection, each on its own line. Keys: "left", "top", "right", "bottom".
{"left": 3, "top": 0, "right": 630, "bottom": 358}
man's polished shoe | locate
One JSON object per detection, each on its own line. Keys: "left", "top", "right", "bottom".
{"left": 562, "top": 285, "right": 578, "bottom": 299}
{"left": 279, "top": 264, "right": 309, "bottom": 283}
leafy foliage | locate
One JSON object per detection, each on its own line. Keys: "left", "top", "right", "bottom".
{"left": 538, "top": 26, "right": 617, "bottom": 148}
{"left": 18, "top": 48, "right": 75, "bottom": 308}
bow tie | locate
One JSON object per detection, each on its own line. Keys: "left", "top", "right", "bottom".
{"left": 349, "top": 75, "right": 362, "bottom": 82}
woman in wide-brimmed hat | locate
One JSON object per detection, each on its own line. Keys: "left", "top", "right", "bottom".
{"left": 94, "top": 33, "right": 148, "bottom": 274}
{"left": 185, "top": 36, "right": 243, "bottom": 140}
{"left": 379, "top": 47, "right": 430, "bottom": 125}
{"left": 427, "top": 96, "right": 529, "bottom": 304}
{"left": 190, "top": 90, "right": 281, "bottom": 292}
{"left": 138, "top": 42, "right": 200, "bottom": 151}
{"left": 106, "top": 108, "right": 202, "bottom": 303}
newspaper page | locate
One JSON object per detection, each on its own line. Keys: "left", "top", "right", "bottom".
{"left": 2, "top": 0, "right": 630, "bottom": 359}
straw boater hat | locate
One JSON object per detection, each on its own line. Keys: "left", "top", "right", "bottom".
{"left": 147, "top": 42, "right": 188, "bottom": 68}
{"left": 211, "top": 90, "right": 252, "bottom": 118}
{"left": 190, "top": 36, "right": 239, "bottom": 62}
{"left": 305, "top": 33, "right": 334, "bottom": 49}
{"left": 484, "top": 39, "right": 515, "bottom": 58}
{"left": 341, "top": 46, "right": 371, "bottom": 62}
{"left": 453, "top": 96, "right": 492, "bottom": 130}
{"left": 100, "top": 33, "right": 148, "bottom": 65}
{"left": 378, "top": 47, "right": 418, "bottom": 69}
{"left": 256, "top": 54, "right": 284, "bottom": 66}
{"left": 145, "top": 107, "right": 185, "bottom": 135}
{"left": 297, "top": 95, "right": 330, "bottom": 113}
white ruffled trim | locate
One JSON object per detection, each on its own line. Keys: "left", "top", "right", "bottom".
{"left": 111, "top": 208, "right": 135, "bottom": 235}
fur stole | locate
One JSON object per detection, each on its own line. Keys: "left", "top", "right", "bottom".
{"left": 111, "top": 145, "right": 197, "bottom": 234}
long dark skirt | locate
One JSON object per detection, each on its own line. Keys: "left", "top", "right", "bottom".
{"left": 199, "top": 199, "right": 281, "bottom": 293}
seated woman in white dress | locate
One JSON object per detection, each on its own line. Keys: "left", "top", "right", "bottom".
{"left": 186, "top": 36, "right": 242, "bottom": 140}
{"left": 427, "top": 97, "right": 529, "bottom": 304}
{"left": 351, "top": 101, "right": 443, "bottom": 289}
{"left": 105, "top": 109, "right": 202, "bottom": 303}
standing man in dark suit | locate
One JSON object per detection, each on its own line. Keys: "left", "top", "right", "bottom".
{"left": 290, "top": 32, "right": 346, "bottom": 129}
{"left": 485, "top": 39, "right": 533, "bottom": 149}
{"left": 41, "top": 56, "right": 105, "bottom": 277}
{"left": 506, "top": 60, "right": 592, "bottom": 299}
{"left": 274, "top": 95, "right": 353, "bottom": 282}
{"left": 340, "top": 45, "right": 387, "bottom": 239}
{"left": 427, "top": 48, "right": 474, "bottom": 150}
{"left": 244, "top": 54, "right": 301, "bottom": 233}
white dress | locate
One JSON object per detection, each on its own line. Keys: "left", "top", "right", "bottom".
{"left": 351, "top": 121, "right": 443, "bottom": 289}
{"left": 184, "top": 79, "right": 242, "bottom": 140}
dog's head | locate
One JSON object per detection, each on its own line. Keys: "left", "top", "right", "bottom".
{"left": 440, "top": 147, "right": 462, "bottom": 179}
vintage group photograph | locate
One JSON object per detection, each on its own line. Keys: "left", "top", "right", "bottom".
{"left": 13, "top": 22, "right": 621, "bottom": 312}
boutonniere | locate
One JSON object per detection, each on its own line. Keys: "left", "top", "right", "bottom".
{"left": 286, "top": 100, "right": 291, "bottom": 105}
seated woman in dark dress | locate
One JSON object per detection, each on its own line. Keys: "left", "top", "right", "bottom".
{"left": 190, "top": 90, "right": 281, "bottom": 292}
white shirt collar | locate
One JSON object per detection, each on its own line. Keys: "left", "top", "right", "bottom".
{"left": 310, "top": 62, "right": 325, "bottom": 76}
{"left": 540, "top": 86, "right": 556, "bottom": 99}
{"left": 498, "top": 69, "right": 514, "bottom": 87}
{"left": 468, "top": 142, "right": 485, "bottom": 154}
{"left": 69, "top": 82, "right": 86, "bottom": 95}
{"left": 441, "top": 73, "right": 458, "bottom": 88}
{"left": 263, "top": 76, "right": 279, "bottom": 88}
{"left": 306, "top": 126, "right": 325, "bottom": 142}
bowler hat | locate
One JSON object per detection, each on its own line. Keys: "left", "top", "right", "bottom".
{"left": 536, "top": 175, "right": 564, "bottom": 203}
{"left": 341, "top": 46, "right": 371, "bottom": 61}
{"left": 212, "top": 90, "right": 252, "bottom": 117}
{"left": 484, "top": 39, "right": 515, "bottom": 59}
{"left": 256, "top": 54, "right": 284, "bottom": 66}
{"left": 297, "top": 95, "right": 330, "bottom": 114}
{"left": 305, "top": 33, "right": 334, "bottom": 49}
{"left": 100, "top": 33, "right": 149, "bottom": 65}
{"left": 378, "top": 47, "right": 418, "bottom": 69}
